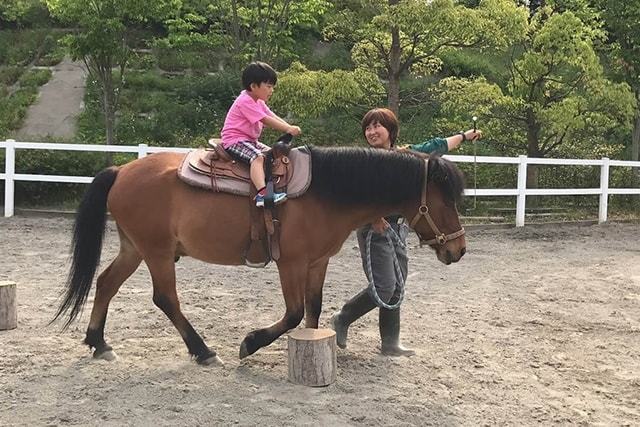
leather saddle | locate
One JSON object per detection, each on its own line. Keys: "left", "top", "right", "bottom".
{"left": 178, "top": 140, "right": 311, "bottom": 197}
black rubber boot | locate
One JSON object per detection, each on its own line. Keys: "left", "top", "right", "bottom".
{"left": 329, "top": 289, "right": 377, "bottom": 349}
{"left": 379, "top": 307, "right": 415, "bottom": 357}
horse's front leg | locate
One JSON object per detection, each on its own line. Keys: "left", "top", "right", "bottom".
{"left": 304, "top": 259, "right": 329, "bottom": 328}
{"left": 239, "top": 259, "right": 307, "bottom": 359}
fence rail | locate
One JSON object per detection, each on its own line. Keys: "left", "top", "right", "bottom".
{"left": 2, "top": 139, "right": 640, "bottom": 225}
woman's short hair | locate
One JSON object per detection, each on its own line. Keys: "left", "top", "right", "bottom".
{"left": 242, "top": 62, "right": 278, "bottom": 90}
{"left": 361, "top": 108, "right": 399, "bottom": 146}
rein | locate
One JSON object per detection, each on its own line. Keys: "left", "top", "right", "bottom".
{"left": 409, "top": 159, "right": 465, "bottom": 247}
{"left": 364, "top": 226, "right": 406, "bottom": 310}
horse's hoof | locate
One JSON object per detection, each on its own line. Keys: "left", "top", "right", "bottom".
{"left": 240, "top": 331, "right": 263, "bottom": 359}
{"left": 239, "top": 341, "right": 250, "bottom": 359}
{"left": 199, "top": 354, "right": 224, "bottom": 366}
{"left": 94, "top": 349, "right": 117, "bottom": 361}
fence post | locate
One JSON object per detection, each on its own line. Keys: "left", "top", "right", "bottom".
{"left": 599, "top": 157, "right": 610, "bottom": 224}
{"left": 516, "top": 155, "right": 527, "bottom": 227}
{"left": 4, "top": 139, "right": 15, "bottom": 218}
{"left": 138, "top": 143, "right": 148, "bottom": 159}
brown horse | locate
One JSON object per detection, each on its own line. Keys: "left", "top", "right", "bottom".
{"left": 54, "top": 146, "right": 466, "bottom": 365}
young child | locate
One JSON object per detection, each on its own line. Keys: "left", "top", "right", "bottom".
{"left": 221, "top": 61, "right": 301, "bottom": 207}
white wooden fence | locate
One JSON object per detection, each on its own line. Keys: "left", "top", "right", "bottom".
{"left": 2, "top": 139, "right": 640, "bottom": 226}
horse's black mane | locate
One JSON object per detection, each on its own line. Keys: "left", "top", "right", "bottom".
{"left": 308, "top": 146, "right": 465, "bottom": 206}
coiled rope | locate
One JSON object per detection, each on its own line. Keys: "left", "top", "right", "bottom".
{"left": 364, "top": 225, "right": 407, "bottom": 310}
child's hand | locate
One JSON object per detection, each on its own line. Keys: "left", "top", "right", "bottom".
{"left": 287, "top": 125, "right": 301, "bottom": 136}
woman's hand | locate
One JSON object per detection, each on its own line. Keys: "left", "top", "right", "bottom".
{"left": 463, "top": 129, "right": 482, "bottom": 141}
{"left": 447, "top": 129, "right": 482, "bottom": 152}
{"left": 371, "top": 217, "right": 390, "bottom": 234}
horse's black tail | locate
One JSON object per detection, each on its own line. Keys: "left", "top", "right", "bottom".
{"left": 52, "top": 166, "right": 119, "bottom": 328}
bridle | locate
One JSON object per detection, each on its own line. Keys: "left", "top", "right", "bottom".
{"left": 408, "top": 159, "right": 465, "bottom": 247}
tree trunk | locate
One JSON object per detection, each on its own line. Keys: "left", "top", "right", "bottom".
{"left": 632, "top": 90, "right": 640, "bottom": 182}
{"left": 287, "top": 328, "right": 337, "bottom": 387}
{"left": 528, "top": 0, "right": 545, "bottom": 16}
{"left": 0, "top": 281, "right": 17, "bottom": 331}
{"left": 387, "top": 1, "right": 401, "bottom": 116}
{"left": 526, "top": 116, "right": 541, "bottom": 190}
{"left": 526, "top": 115, "right": 542, "bottom": 207}
{"left": 230, "top": 0, "right": 241, "bottom": 60}
{"left": 526, "top": 164, "right": 539, "bottom": 188}
{"left": 103, "top": 74, "right": 114, "bottom": 166}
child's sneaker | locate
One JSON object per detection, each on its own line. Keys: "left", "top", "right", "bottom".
{"left": 255, "top": 192, "right": 287, "bottom": 207}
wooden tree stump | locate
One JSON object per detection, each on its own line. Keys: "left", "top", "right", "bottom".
{"left": 288, "top": 328, "right": 337, "bottom": 387}
{"left": 0, "top": 281, "right": 17, "bottom": 331}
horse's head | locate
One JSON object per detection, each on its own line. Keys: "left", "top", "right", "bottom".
{"left": 406, "top": 155, "right": 466, "bottom": 265}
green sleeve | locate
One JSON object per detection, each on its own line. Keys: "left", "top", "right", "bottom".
{"left": 409, "top": 137, "right": 448, "bottom": 154}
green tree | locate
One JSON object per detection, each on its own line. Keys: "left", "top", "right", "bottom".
{"left": 325, "top": 0, "right": 528, "bottom": 115}
{"left": 163, "top": 0, "right": 330, "bottom": 69}
{"left": 1, "top": 0, "right": 52, "bottom": 27}
{"left": 596, "top": 0, "right": 640, "bottom": 168}
{"left": 45, "top": 0, "right": 178, "bottom": 163}
{"left": 271, "top": 61, "right": 383, "bottom": 117}
{"left": 437, "top": 6, "right": 635, "bottom": 188}
{"left": 0, "top": 0, "right": 34, "bottom": 23}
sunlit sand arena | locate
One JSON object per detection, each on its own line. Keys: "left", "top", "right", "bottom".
{"left": 1, "top": 216, "right": 638, "bottom": 425}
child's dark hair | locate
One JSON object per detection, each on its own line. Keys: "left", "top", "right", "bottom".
{"left": 361, "top": 108, "right": 399, "bottom": 147}
{"left": 242, "top": 62, "right": 278, "bottom": 91}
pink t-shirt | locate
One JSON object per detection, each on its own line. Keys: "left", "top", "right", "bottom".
{"left": 221, "top": 90, "right": 273, "bottom": 148}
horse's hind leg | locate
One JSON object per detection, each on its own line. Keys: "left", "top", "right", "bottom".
{"left": 85, "top": 232, "right": 142, "bottom": 360}
{"left": 240, "top": 260, "right": 307, "bottom": 359}
{"left": 145, "top": 255, "right": 222, "bottom": 366}
{"left": 304, "top": 259, "right": 329, "bottom": 328}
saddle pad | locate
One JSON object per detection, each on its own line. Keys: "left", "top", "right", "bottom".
{"left": 178, "top": 146, "right": 312, "bottom": 198}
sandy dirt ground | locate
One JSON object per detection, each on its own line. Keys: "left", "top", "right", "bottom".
{"left": 0, "top": 216, "right": 639, "bottom": 426}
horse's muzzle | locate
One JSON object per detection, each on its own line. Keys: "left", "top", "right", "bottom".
{"left": 441, "top": 246, "right": 465, "bottom": 265}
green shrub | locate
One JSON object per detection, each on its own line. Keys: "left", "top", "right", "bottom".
{"left": 75, "top": 108, "right": 105, "bottom": 145}
{"left": 0, "top": 144, "right": 142, "bottom": 209}
{"left": 124, "top": 71, "right": 176, "bottom": 91}
{"left": 0, "top": 0, "right": 51, "bottom": 29}
{"left": 35, "top": 49, "right": 64, "bottom": 66}
{"left": 18, "top": 68, "right": 51, "bottom": 87}
{"left": 0, "top": 85, "right": 38, "bottom": 136}
{"left": 0, "top": 66, "right": 24, "bottom": 85}
{"left": 440, "top": 48, "right": 509, "bottom": 83}
{"left": 13, "top": 85, "right": 38, "bottom": 104}
{"left": 34, "top": 31, "right": 67, "bottom": 66}
{"left": 299, "top": 39, "right": 353, "bottom": 71}
{"left": 10, "top": 148, "right": 125, "bottom": 207}
{"left": 155, "top": 45, "right": 220, "bottom": 72}
{"left": 128, "top": 51, "right": 156, "bottom": 70}
{"left": 609, "top": 167, "right": 640, "bottom": 210}
{"left": 41, "top": 34, "right": 57, "bottom": 56}
{"left": 119, "top": 89, "right": 169, "bottom": 113}
{"left": 0, "top": 29, "right": 49, "bottom": 66}
{"left": 126, "top": 29, "right": 156, "bottom": 49}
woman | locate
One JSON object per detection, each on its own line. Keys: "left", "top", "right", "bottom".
{"left": 329, "top": 108, "right": 481, "bottom": 356}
